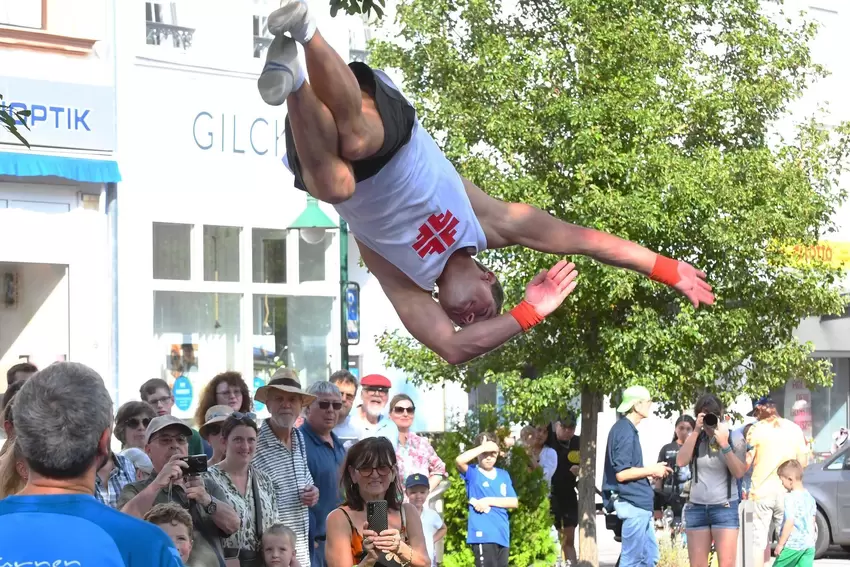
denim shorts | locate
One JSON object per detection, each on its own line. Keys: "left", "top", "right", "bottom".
{"left": 684, "top": 501, "right": 740, "bottom": 530}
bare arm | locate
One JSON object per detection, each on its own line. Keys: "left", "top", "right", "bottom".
{"left": 120, "top": 482, "right": 161, "bottom": 518}
{"left": 676, "top": 431, "right": 701, "bottom": 468}
{"left": 456, "top": 442, "right": 496, "bottom": 474}
{"left": 615, "top": 466, "right": 660, "bottom": 483}
{"left": 482, "top": 497, "right": 519, "bottom": 510}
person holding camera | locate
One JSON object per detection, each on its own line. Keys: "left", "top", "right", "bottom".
{"left": 676, "top": 394, "right": 748, "bottom": 567}
{"left": 119, "top": 415, "right": 240, "bottom": 567}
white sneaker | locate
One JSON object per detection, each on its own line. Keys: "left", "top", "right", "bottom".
{"left": 257, "top": 35, "right": 303, "bottom": 106}
{"left": 268, "top": 0, "right": 317, "bottom": 44}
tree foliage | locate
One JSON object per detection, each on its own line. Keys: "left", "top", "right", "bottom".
{"left": 369, "top": 0, "right": 850, "bottom": 420}
{"left": 0, "top": 94, "right": 31, "bottom": 147}
{"left": 428, "top": 408, "right": 555, "bottom": 567}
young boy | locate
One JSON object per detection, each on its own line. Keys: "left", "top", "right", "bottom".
{"left": 144, "top": 502, "right": 193, "bottom": 565}
{"left": 456, "top": 433, "right": 519, "bottom": 567}
{"left": 406, "top": 473, "right": 447, "bottom": 567}
{"left": 263, "top": 523, "right": 297, "bottom": 567}
{"left": 773, "top": 459, "right": 817, "bottom": 567}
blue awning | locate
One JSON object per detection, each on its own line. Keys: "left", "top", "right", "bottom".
{"left": 0, "top": 152, "right": 121, "bottom": 184}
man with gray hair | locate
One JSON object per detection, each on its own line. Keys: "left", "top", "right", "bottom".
{"left": 299, "top": 381, "right": 347, "bottom": 567}
{"left": 0, "top": 362, "right": 182, "bottom": 566}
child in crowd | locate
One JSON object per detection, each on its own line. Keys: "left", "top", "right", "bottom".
{"left": 405, "top": 473, "right": 447, "bottom": 567}
{"left": 456, "top": 433, "right": 519, "bottom": 567}
{"left": 773, "top": 459, "right": 817, "bottom": 567}
{"left": 263, "top": 523, "right": 297, "bottom": 567}
{"left": 144, "top": 502, "right": 193, "bottom": 565}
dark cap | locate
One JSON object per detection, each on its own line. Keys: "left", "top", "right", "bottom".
{"left": 747, "top": 395, "right": 775, "bottom": 417}
{"left": 405, "top": 473, "right": 429, "bottom": 489}
{"left": 361, "top": 374, "right": 392, "bottom": 388}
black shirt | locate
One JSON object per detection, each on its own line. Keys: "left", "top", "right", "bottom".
{"left": 550, "top": 434, "right": 581, "bottom": 497}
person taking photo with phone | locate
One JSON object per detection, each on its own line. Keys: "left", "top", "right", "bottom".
{"left": 325, "top": 437, "right": 428, "bottom": 567}
{"left": 119, "top": 415, "right": 240, "bottom": 567}
{"left": 676, "top": 394, "right": 749, "bottom": 567}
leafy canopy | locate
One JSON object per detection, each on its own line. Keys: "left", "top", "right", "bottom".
{"left": 368, "top": 0, "right": 850, "bottom": 417}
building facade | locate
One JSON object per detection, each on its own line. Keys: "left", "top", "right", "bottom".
{"left": 0, "top": 0, "right": 120, "bottom": 393}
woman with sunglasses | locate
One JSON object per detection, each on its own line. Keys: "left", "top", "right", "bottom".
{"left": 114, "top": 401, "right": 157, "bottom": 452}
{"left": 326, "top": 437, "right": 428, "bottom": 567}
{"left": 200, "top": 405, "right": 235, "bottom": 465}
{"left": 388, "top": 394, "right": 447, "bottom": 497}
{"left": 208, "top": 412, "right": 281, "bottom": 567}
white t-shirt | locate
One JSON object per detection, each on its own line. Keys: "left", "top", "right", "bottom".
{"left": 419, "top": 507, "right": 444, "bottom": 567}
{"left": 539, "top": 446, "right": 558, "bottom": 487}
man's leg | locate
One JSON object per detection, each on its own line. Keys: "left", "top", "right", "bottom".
{"left": 614, "top": 500, "right": 649, "bottom": 567}
{"left": 641, "top": 507, "right": 660, "bottom": 567}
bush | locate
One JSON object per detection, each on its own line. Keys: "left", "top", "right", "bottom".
{"left": 428, "top": 408, "right": 556, "bottom": 567}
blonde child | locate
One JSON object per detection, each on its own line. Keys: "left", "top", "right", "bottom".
{"left": 773, "top": 460, "right": 816, "bottom": 567}
{"left": 263, "top": 523, "right": 298, "bottom": 567}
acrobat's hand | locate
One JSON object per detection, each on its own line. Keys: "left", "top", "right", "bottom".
{"left": 672, "top": 261, "right": 714, "bottom": 308}
{"left": 524, "top": 260, "right": 579, "bottom": 317}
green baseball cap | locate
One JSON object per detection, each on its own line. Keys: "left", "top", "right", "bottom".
{"left": 616, "top": 385, "right": 652, "bottom": 413}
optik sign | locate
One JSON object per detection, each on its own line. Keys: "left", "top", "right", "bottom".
{"left": 0, "top": 77, "right": 116, "bottom": 153}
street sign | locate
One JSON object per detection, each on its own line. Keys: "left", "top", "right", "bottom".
{"left": 345, "top": 282, "right": 360, "bottom": 345}
{"left": 173, "top": 376, "right": 193, "bottom": 411}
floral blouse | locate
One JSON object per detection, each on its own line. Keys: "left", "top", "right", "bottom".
{"left": 207, "top": 465, "right": 279, "bottom": 552}
{"left": 395, "top": 432, "right": 447, "bottom": 484}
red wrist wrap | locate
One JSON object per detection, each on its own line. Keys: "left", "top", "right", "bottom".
{"left": 649, "top": 255, "right": 681, "bottom": 287}
{"left": 510, "top": 300, "right": 544, "bottom": 332}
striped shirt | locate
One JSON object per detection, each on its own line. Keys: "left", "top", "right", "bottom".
{"left": 252, "top": 420, "right": 314, "bottom": 566}
{"left": 94, "top": 453, "right": 136, "bottom": 509}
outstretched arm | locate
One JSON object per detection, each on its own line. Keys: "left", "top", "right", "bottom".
{"left": 464, "top": 177, "right": 715, "bottom": 308}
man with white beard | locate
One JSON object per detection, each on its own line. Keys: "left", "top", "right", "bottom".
{"left": 252, "top": 374, "right": 320, "bottom": 566}
{"left": 346, "top": 374, "right": 399, "bottom": 449}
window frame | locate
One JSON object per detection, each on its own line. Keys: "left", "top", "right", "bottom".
{"left": 0, "top": 0, "right": 96, "bottom": 55}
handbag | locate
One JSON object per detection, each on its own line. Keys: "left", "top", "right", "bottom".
{"left": 223, "top": 469, "right": 267, "bottom": 567}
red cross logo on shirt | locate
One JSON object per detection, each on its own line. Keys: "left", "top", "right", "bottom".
{"left": 412, "top": 210, "right": 460, "bottom": 258}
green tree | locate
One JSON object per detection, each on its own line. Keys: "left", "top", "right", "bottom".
{"left": 430, "top": 408, "right": 555, "bottom": 567}
{"left": 368, "top": 0, "right": 850, "bottom": 565}
{"left": 0, "top": 94, "right": 31, "bottom": 147}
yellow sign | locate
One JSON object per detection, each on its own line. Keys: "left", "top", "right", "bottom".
{"left": 787, "top": 241, "right": 850, "bottom": 269}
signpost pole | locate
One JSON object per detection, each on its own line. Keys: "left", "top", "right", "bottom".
{"left": 340, "top": 219, "right": 350, "bottom": 371}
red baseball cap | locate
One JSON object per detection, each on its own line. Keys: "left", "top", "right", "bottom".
{"left": 361, "top": 374, "right": 392, "bottom": 388}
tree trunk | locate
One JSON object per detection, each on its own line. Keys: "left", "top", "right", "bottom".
{"left": 576, "top": 386, "right": 604, "bottom": 567}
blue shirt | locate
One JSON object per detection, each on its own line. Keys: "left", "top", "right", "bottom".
{"left": 299, "top": 422, "right": 347, "bottom": 540}
{"left": 602, "top": 417, "right": 654, "bottom": 511}
{"left": 783, "top": 489, "right": 817, "bottom": 551}
{"left": 0, "top": 493, "right": 182, "bottom": 566}
{"left": 461, "top": 464, "right": 516, "bottom": 548}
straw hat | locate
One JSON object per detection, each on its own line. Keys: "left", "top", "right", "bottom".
{"left": 199, "top": 405, "right": 234, "bottom": 437}
{"left": 254, "top": 376, "right": 317, "bottom": 405}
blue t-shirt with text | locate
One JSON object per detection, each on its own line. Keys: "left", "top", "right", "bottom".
{"left": 0, "top": 493, "right": 183, "bottom": 566}
{"left": 783, "top": 489, "right": 817, "bottom": 551}
{"left": 461, "top": 464, "right": 516, "bottom": 548}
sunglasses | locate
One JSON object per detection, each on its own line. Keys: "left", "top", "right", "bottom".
{"left": 126, "top": 417, "right": 152, "bottom": 429}
{"left": 317, "top": 401, "right": 343, "bottom": 410}
{"left": 357, "top": 465, "right": 393, "bottom": 477}
{"left": 205, "top": 425, "right": 222, "bottom": 436}
{"left": 231, "top": 412, "right": 257, "bottom": 421}
{"left": 364, "top": 387, "right": 390, "bottom": 394}
{"left": 392, "top": 406, "right": 415, "bottom": 415}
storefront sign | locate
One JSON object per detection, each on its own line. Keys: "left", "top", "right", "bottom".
{"left": 346, "top": 282, "right": 360, "bottom": 345}
{"left": 173, "top": 375, "right": 194, "bottom": 412}
{"left": 0, "top": 77, "right": 116, "bottom": 152}
{"left": 787, "top": 241, "right": 850, "bottom": 269}
{"left": 192, "top": 112, "right": 286, "bottom": 157}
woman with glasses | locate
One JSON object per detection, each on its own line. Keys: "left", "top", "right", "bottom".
{"left": 326, "top": 437, "right": 428, "bottom": 567}
{"left": 388, "top": 394, "right": 447, "bottom": 497}
{"left": 114, "top": 401, "right": 157, "bottom": 453}
{"left": 207, "top": 412, "right": 280, "bottom": 567}
{"left": 195, "top": 371, "right": 252, "bottom": 431}
{"left": 200, "top": 405, "right": 235, "bottom": 465}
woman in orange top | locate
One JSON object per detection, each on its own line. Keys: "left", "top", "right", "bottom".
{"left": 326, "top": 437, "right": 428, "bottom": 567}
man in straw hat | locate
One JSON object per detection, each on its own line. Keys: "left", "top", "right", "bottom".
{"left": 602, "top": 385, "right": 672, "bottom": 567}
{"left": 252, "top": 368, "right": 320, "bottom": 567}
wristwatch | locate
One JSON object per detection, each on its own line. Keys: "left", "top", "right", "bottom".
{"left": 205, "top": 498, "right": 218, "bottom": 515}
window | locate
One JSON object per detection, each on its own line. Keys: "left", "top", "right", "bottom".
{"left": 153, "top": 223, "right": 191, "bottom": 280}
{"left": 252, "top": 14, "right": 272, "bottom": 59}
{"left": 0, "top": 0, "right": 44, "bottom": 29}
{"left": 252, "top": 228, "right": 287, "bottom": 283}
{"left": 145, "top": 1, "right": 194, "bottom": 50}
{"left": 204, "top": 226, "right": 240, "bottom": 283}
{"left": 252, "top": 295, "right": 333, "bottom": 385}
{"left": 299, "top": 235, "right": 330, "bottom": 282}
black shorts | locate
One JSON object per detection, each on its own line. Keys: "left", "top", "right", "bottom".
{"left": 471, "top": 543, "right": 509, "bottom": 567}
{"left": 284, "top": 62, "right": 416, "bottom": 191}
{"left": 551, "top": 493, "right": 579, "bottom": 529}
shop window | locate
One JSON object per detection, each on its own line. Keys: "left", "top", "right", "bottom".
{"left": 1, "top": 0, "right": 43, "bottom": 29}
{"left": 153, "top": 222, "right": 191, "bottom": 281}
{"left": 153, "top": 291, "right": 242, "bottom": 415}
{"left": 204, "top": 225, "right": 240, "bottom": 283}
{"left": 299, "top": 235, "right": 330, "bottom": 282}
{"left": 145, "top": 1, "right": 194, "bottom": 50}
{"left": 252, "top": 294, "right": 333, "bottom": 385}
{"left": 252, "top": 228, "right": 287, "bottom": 283}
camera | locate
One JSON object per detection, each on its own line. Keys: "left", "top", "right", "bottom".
{"left": 181, "top": 454, "right": 208, "bottom": 476}
{"left": 703, "top": 413, "right": 719, "bottom": 428}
